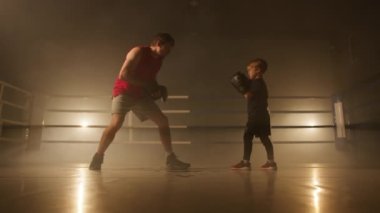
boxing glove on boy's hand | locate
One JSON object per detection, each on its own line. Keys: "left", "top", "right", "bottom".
{"left": 231, "top": 71, "right": 249, "bottom": 94}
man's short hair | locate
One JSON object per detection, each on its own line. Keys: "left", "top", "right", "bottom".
{"left": 248, "top": 58, "right": 268, "bottom": 73}
{"left": 151, "top": 33, "right": 175, "bottom": 46}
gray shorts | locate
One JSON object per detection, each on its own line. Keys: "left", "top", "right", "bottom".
{"left": 111, "top": 94, "right": 162, "bottom": 122}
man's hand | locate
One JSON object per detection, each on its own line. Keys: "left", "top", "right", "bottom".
{"left": 146, "top": 81, "right": 168, "bottom": 102}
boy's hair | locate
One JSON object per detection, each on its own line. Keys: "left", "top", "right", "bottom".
{"left": 248, "top": 58, "right": 268, "bottom": 73}
{"left": 151, "top": 33, "right": 175, "bottom": 46}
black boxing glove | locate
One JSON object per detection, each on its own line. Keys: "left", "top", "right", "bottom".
{"left": 145, "top": 81, "right": 168, "bottom": 102}
{"left": 231, "top": 71, "right": 250, "bottom": 94}
{"left": 150, "top": 85, "right": 168, "bottom": 102}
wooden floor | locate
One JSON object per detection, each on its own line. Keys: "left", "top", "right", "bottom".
{"left": 0, "top": 164, "right": 379, "bottom": 213}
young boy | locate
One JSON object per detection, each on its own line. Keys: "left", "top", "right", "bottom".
{"left": 231, "top": 58, "right": 277, "bottom": 170}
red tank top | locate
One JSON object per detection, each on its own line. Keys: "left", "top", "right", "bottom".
{"left": 112, "top": 46, "right": 162, "bottom": 98}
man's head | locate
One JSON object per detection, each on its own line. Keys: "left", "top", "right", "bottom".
{"left": 246, "top": 58, "right": 268, "bottom": 79}
{"left": 150, "top": 33, "right": 175, "bottom": 58}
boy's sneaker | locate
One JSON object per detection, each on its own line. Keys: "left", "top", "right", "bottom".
{"left": 231, "top": 160, "right": 251, "bottom": 170}
{"left": 166, "top": 154, "right": 191, "bottom": 170}
{"left": 260, "top": 161, "right": 277, "bottom": 170}
{"left": 89, "top": 153, "right": 104, "bottom": 171}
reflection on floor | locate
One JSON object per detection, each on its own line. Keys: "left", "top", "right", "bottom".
{"left": 0, "top": 164, "right": 379, "bottom": 213}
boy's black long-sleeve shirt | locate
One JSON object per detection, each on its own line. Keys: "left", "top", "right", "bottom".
{"left": 247, "top": 78, "right": 268, "bottom": 118}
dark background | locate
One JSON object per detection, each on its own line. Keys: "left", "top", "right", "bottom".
{"left": 1, "top": 0, "right": 378, "bottom": 95}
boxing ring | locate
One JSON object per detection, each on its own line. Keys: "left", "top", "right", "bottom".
{"left": 39, "top": 95, "right": 336, "bottom": 145}
{"left": 0, "top": 80, "right": 344, "bottom": 165}
{"left": 2, "top": 81, "right": 380, "bottom": 213}
{"left": 41, "top": 94, "right": 191, "bottom": 144}
{"left": 0, "top": 80, "right": 32, "bottom": 145}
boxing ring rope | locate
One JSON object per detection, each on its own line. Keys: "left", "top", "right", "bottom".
{"left": 0, "top": 80, "right": 33, "bottom": 143}
{"left": 41, "top": 95, "right": 191, "bottom": 144}
{"left": 184, "top": 95, "right": 336, "bottom": 144}
{"left": 40, "top": 94, "right": 337, "bottom": 145}
{"left": 0, "top": 83, "right": 339, "bottom": 146}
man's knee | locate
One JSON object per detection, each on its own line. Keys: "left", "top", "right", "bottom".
{"left": 112, "top": 123, "right": 123, "bottom": 131}
{"left": 108, "top": 115, "right": 125, "bottom": 132}
{"left": 105, "top": 124, "right": 121, "bottom": 136}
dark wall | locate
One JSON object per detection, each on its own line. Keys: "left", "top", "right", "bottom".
{"left": 0, "top": 0, "right": 361, "bottom": 95}
{"left": 330, "top": 3, "right": 380, "bottom": 165}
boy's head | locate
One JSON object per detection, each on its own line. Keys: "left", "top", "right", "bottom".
{"left": 246, "top": 58, "right": 268, "bottom": 79}
{"left": 150, "top": 33, "right": 175, "bottom": 57}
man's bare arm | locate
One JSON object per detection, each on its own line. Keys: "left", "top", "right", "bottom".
{"left": 118, "top": 47, "right": 147, "bottom": 86}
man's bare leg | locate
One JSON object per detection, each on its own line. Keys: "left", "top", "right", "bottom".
{"left": 97, "top": 113, "right": 125, "bottom": 154}
{"left": 89, "top": 113, "right": 125, "bottom": 170}
{"left": 148, "top": 112, "right": 190, "bottom": 170}
{"left": 159, "top": 125, "right": 173, "bottom": 153}
{"left": 148, "top": 112, "right": 173, "bottom": 154}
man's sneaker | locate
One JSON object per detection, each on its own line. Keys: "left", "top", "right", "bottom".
{"left": 260, "top": 161, "right": 277, "bottom": 170}
{"left": 231, "top": 160, "right": 251, "bottom": 170}
{"left": 89, "top": 153, "right": 104, "bottom": 171}
{"left": 166, "top": 154, "right": 191, "bottom": 170}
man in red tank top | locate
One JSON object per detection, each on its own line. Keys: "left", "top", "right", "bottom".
{"left": 89, "top": 33, "right": 190, "bottom": 171}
